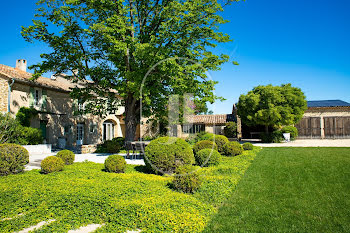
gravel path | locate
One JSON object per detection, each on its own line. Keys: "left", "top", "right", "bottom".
{"left": 248, "top": 139, "right": 350, "bottom": 147}
{"left": 25, "top": 153, "right": 145, "bottom": 171}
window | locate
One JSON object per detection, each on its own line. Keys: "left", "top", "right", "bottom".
{"left": 89, "top": 123, "right": 97, "bottom": 134}
{"left": 182, "top": 124, "right": 205, "bottom": 134}
{"left": 34, "top": 90, "right": 40, "bottom": 106}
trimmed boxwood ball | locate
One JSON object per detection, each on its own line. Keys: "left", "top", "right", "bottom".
{"left": 195, "top": 148, "right": 221, "bottom": 167}
{"left": 223, "top": 141, "right": 243, "bottom": 156}
{"left": 243, "top": 142, "right": 254, "bottom": 150}
{"left": 0, "top": 143, "right": 29, "bottom": 176}
{"left": 144, "top": 137, "right": 195, "bottom": 175}
{"left": 208, "top": 135, "right": 229, "bottom": 153}
{"left": 172, "top": 165, "right": 202, "bottom": 193}
{"left": 56, "top": 150, "right": 75, "bottom": 165}
{"left": 41, "top": 156, "right": 64, "bottom": 174}
{"left": 104, "top": 154, "right": 126, "bottom": 173}
{"left": 193, "top": 140, "right": 218, "bottom": 154}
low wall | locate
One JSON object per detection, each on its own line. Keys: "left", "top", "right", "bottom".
{"left": 76, "top": 144, "right": 97, "bottom": 154}
{"left": 22, "top": 144, "right": 52, "bottom": 155}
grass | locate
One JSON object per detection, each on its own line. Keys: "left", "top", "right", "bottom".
{"left": 0, "top": 149, "right": 258, "bottom": 233}
{"left": 204, "top": 147, "right": 350, "bottom": 233}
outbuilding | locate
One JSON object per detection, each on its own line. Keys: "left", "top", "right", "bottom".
{"left": 295, "top": 100, "right": 350, "bottom": 139}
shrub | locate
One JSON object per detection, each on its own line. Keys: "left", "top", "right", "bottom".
{"left": 223, "top": 141, "right": 243, "bottom": 156}
{"left": 16, "top": 107, "right": 38, "bottom": 127}
{"left": 41, "top": 156, "right": 64, "bottom": 174}
{"left": 104, "top": 154, "right": 126, "bottom": 173}
{"left": 243, "top": 142, "right": 254, "bottom": 150}
{"left": 260, "top": 130, "right": 283, "bottom": 143}
{"left": 56, "top": 150, "right": 75, "bottom": 165}
{"left": 193, "top": 140, "right": 217, "bottom": 154}
{"left": 223, "top": 122, "right": 237, "bottom": 138}
{"left": 112, "top": 137, "right": 125, "bottom": 150}
{"left": 195, "top": 148, "right": 221, "bottom": 167}
{"left": 197, "top": 132, "right": 214, "bottom": 141}
{"left": 281, "top": 126, "right": 298, "bottom": 140}
{"left": 17, "top": 126, "right": 43, "bottom": 145}
{"left": 172, "top": 165, "right": 202, "bottom": 193}
{"left": 208, "top": 135, "right": 229, "bottom": 153}
{"left": 0, "top": 113, "right": 23, "bottom": 144}
{"left": 144, "top": 137, "right": 195, "bottom": 174}
{"left": 0, "top": 143, "right": 29, "bottom": 176}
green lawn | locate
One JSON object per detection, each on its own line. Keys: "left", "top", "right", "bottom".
{"left": 0, "top": 149, "right": 258, "bottom": 233}
{"left": 204, "top": 147, "right": 350, "bottom": 233}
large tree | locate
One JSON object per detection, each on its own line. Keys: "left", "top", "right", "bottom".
{"left": 22, "top": 0, "right": 238, "bottom": 141}
{"left": 237, "top": 84, "right": 307, "bottom": 133}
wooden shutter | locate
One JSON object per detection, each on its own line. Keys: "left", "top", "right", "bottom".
{"left": 29, "top": 87, "right": 35, "bottom": 107}
{"left": 42, "top": 89, "right": 47, "bottom": 110}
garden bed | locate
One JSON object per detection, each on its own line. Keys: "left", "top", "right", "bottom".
{"left": 0, "top": 149, "right": 259, "bottom": 232}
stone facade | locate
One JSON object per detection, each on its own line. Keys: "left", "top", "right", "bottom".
{"left": 0, "top": 63, "right": 132, "bottom": 152}
{"left": 0, "top": 74, "right": 8, "bottom": 113}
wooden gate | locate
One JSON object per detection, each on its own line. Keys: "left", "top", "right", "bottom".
{"left": 324, "top": 117, "right": 350, "bottom": 138}
{"left": 295, "top": 117, "right": 321, "bottom": 138}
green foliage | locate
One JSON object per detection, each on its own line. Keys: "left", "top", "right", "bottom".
{"left": 223, "top": 122, "right": 237, "bottom": 138}
{"left": 237, "top": 84, "right": 307, "bottom": 131}
{"left": 186, "top": 132, "right": 214, "bottom": 145}
{"left": 208, "top": 135, "right": 229, "bottom": 153}
{"left": 281, "top": 126, "right": 298, "bottom": 140}
{"left": 15, "top": 107, "right": 38, "bottom": 127}
{"left": 0, "top": 113, "right": 42, "bottom": 145}
{"left": 96, "top": 139, "right": 121, "bottom": 153}
{"left": 193, "top": 140, "right": 218, "bottom": 154}
{"left": 242, "top": 142, "right": 254, "bottom": 150}
{"left": 17, "top": 126, "right": 43, "bottom": 145}
{"left": 0, "top": 113, "right": 22, "bottom": 144}
{"left": 22, "top": 0, "right": 238, "bottom": 141}
{"left": 112, "top": 137, "right": 126, "bottom": 150}
{"left": 0, "top": 143, "right": 29, "bottom": 176}
{"left": 56, "top": 150, "right": 75, "bottom": 165}
{"left": 145, "top": 137, "right": 195, "bottom": 174}
{"left": 104, "top": 154, "right": 126, "bottom": 173}
{"left": 0, "top": 148, "right": 259, "bottom": 232}
{"left": 172, "top": 165, "right": 202, "bottom": 193}
{"left": 260, "top": 130, "right": 283, "bottom": 143}
{"left": 41, "top": 156, "right": 64, "bottom": 174}
{"left": 223, "top": 141, "right": 243, "bottom": 156}
{"left": 195, "top": 149, "right": 221, "bottom": 167}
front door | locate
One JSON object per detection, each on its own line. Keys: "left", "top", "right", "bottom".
{"left": 76, "top": 124, "right": 84, "bottom": 145}
{"left": 40, "top": 120, "right": 47, "bottom": 142}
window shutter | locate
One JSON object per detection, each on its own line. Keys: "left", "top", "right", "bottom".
{"left": 29, "top": 87, "right": 35, "bottom": 107}
{"left": 42, "top": 89, "right": 47, "bottom": 110}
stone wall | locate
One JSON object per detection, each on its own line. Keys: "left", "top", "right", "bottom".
{"left": 0, "top": 76, "right": 8, "bottom": 113}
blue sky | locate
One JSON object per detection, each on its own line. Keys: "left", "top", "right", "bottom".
{"left": 0, "top": 0, "right": 349, "bottom": 114}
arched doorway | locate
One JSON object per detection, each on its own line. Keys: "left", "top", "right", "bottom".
{"left": 103, "top": 120, "right": 115, "bottom": 141}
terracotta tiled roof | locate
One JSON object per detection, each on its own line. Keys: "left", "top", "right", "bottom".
{"left": 0, "top": 64, "right": 78, "bottom": 92}
{"left": 185, "top": 114, "right": 235, "bottom": 125}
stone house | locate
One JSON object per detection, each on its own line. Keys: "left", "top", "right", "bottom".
{"left": 140, "top": 105, "right": 242, "bottom": 139}
{"left": 295, "top": 100, "right": 350, "bottom": 139}
{"left": 0, "top": 59, "right": 139, "bottom": 153}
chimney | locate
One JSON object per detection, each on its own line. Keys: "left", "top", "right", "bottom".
{"left": 16, "top": 59, "right": 27, "bottom": 72}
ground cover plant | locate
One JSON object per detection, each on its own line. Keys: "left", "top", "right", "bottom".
{"left": 0, "top": 148, "right": 259, "bottom": 232}
{"left": 204, "top": 147, "right": 350, "bottom": 233}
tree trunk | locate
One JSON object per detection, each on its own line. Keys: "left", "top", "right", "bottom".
{"left": 124, "top": 96, "right": 140, "bottom": 142}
